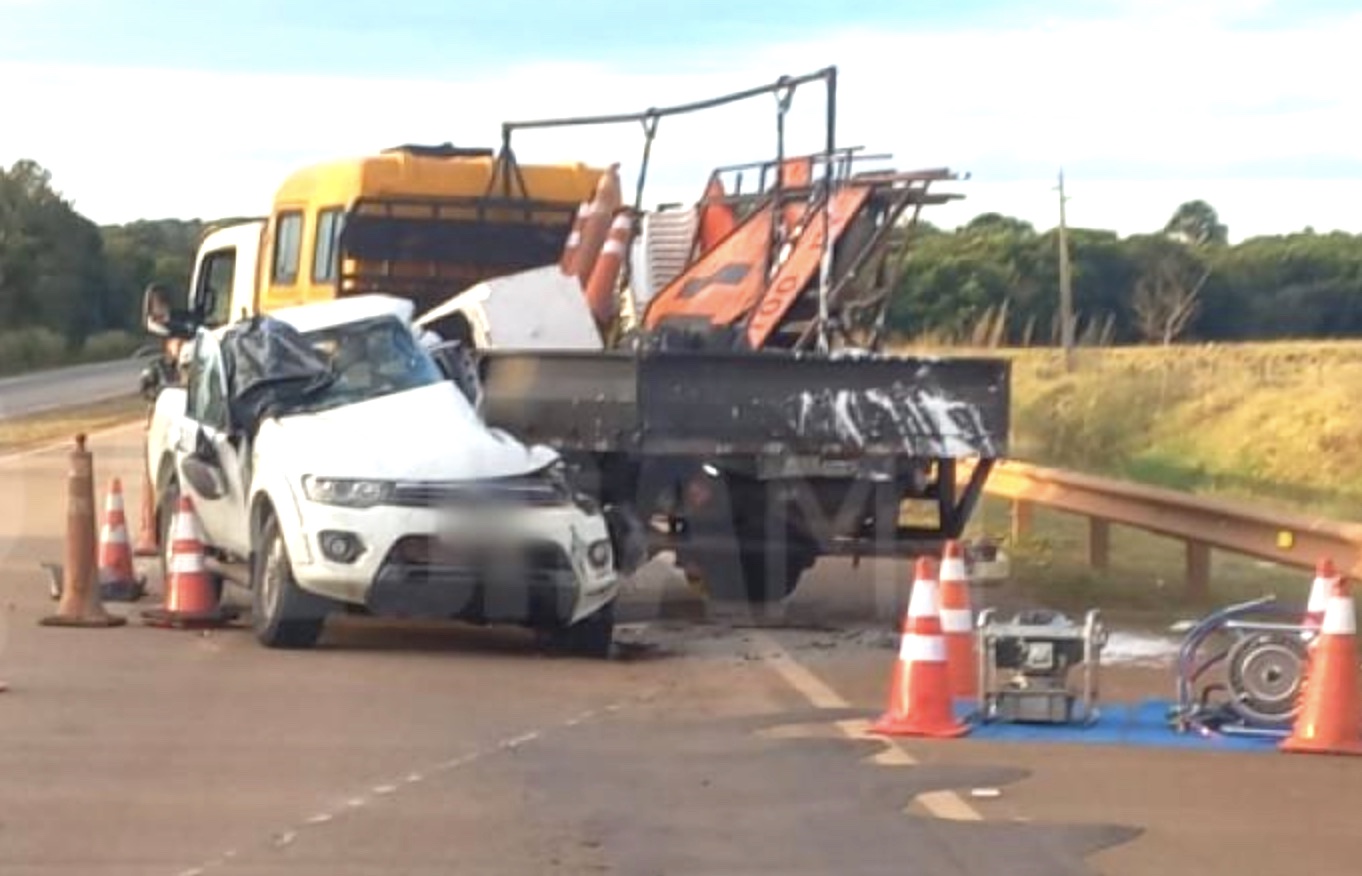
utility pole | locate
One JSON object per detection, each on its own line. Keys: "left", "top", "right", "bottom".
{"left": 1056, "top": 169, "right": 1075, "bottom": 372}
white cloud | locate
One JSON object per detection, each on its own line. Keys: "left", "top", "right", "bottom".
{"left": 2, "top": 6, "right": 1359, "bottom": 241}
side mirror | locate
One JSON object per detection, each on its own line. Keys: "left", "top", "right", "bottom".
{"left": 142, "top": 285, "right": 172, "bottom": 337}
{"left": 142, "top": 285, "right": 198, "bottom": 340}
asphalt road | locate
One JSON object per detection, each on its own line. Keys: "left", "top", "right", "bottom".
{"left": 0, "top": 358, "right": 149, "bottom": 420}
{"left": 1, "top": 423, "right": 1359, "bottom": 876}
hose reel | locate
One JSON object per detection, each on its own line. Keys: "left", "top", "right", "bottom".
{"left": 1172, "top": 595, "right": 1310, "bottom": 737}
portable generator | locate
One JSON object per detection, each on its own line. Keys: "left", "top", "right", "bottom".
{"left": 976, "top": 607, "right": 1106, "bottom": 725}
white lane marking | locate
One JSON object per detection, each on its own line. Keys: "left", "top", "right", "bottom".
{"left": 435, "top": 753, "right": 480, "bottom": 771}
{"left": 501, "top": 730, "right": 540, "bottom": 749}
{"left": 869, "top": 746, "right": 918, "bottom": 766}
{"left": 165, "top": 696, "right": 640, "bottom": 875}
{"left": 563, "top": 708, "right": 597, "bottom": 727}
{"left": 748, "top": 631, "right": 983, "bottom": 823}
{"left": 755, "top": 636, "right": 847, "bottom": 709}
{"left": 0, "top": 418, "right": 144, "bottom": 464}
{"left": 913, "top": 790, "right": 984, "bottom": 822}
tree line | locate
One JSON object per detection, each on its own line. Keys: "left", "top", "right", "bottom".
{"left": 0, "top": 159, "right": 201, "bottom": 351}
{"left": 3, "top": 158, "right": 1362, "bottom": 356}
{"left": 888, "top": 200, "right": 1362, "bottom": 346}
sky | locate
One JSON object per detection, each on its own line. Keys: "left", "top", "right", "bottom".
{"left": 2, "top": 0, "right": 1360, "bottom": 241}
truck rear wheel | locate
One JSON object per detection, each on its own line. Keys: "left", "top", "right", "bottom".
{"left": 684, "top": 542, "right": 813, "bottom": 604}
{"left": 679, "top": 472, "right": 817, "bottom": 605}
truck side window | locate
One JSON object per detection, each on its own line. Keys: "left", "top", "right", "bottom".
{"left": 198, "top": 248, "right": 236, "bottom": 327}
{"left": 272, "top": 211, "right": 303, "bottom": 285}
{"left": 186, "top": 343, "right": 229, "bottom": 431}
{"left": 313, "top": 207, "right": 345, "bottom": 284}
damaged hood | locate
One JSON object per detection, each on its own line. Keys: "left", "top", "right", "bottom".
{"left": 260, "top": 380, "right": 559, "bottom": 482}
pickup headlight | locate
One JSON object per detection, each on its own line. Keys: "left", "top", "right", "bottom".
{"left": 302, "top": 476, "right": 394, "bottom": 508}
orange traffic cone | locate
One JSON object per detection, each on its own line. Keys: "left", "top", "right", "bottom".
{"left": 870, "top": 557, "right": 970, "bottom": 739}
{"left": 1281, "top": 576, "right": 1362, "bottom": 756}
{"left": 140, "top": 496, "right": 236, "bottom": 629}
{"left": 1303, "top": 557, "right": 1337, "bottom": 636}
{"left": 97, "top": 478, "right": 145, "bottom": 602}
{"left": 939, "top": 540, "right": 977, "bottom": 698}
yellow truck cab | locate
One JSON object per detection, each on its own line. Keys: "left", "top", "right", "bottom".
{"left": 159, "top": 143, "right": 605, "bottom": 332}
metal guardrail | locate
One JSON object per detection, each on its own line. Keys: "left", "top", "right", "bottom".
{"left": 966, "top": 460, "right": 1362, "bottom": 598}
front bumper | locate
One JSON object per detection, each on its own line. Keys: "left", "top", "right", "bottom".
{"left": 288, "top": 502, "right": 619, "bottom": 626}
{"left": 369, "top": 558, "right": 582, "bottom": 626}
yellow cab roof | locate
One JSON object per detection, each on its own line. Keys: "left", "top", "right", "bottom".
{"left": 270, "top": 145, "right": 607, "bottom": 210}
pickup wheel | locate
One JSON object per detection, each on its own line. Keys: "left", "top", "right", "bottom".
{"left": 250, "top": 512, "right": 329, "bottom": 649}
{"left": 542, "top": 601, "right": 615, "bottom": 659}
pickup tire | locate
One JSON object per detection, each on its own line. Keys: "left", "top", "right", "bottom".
{"left": 251, "top": 511, "right": 329, "bottom": 649}
{"left": 542, "top": 601, "right": 615, "bottom": 659}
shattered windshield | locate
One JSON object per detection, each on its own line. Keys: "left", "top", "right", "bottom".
{"left": 297, "top": 314, "right": 445, "bottom": 412}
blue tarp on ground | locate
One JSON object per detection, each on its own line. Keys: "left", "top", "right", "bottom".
{"left": 945, "top": 699, "right": 1282, "bottom": 752}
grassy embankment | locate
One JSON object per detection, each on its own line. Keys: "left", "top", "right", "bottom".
{"left": 0, "top": 328, "right": 144, "bottom": 377}
{"left": 910, "top": 341, "right": 1362, "bottom": 620}
{"left": 0, "top": 395, "right": 147, "bottom": 455}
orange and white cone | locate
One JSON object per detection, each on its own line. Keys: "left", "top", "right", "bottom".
{"left": 140, "top": 496, "right": 235, "bottom": 629}
{"left": 558, "top": 202, "right": 591, "bottom": 275}
{"left": 939, "top": 540, "right": 977, "bottom": 698}
{"left": 568, "top": 163, "right": 623, "bottom": 285}
{"left": 97, "top": 478, "right": 145, "bottom": 602}
{"left": 583, "top": 209, "right": 634, "bottom": 331}
{"left": 1281, "top": 576, "right": 1362, "bottom": 756}
{"left": 1303, "top": 557, "right": 1337, "bottom": 638}
{"left": 870, "top": 557, "right": 970, "bottom": 739}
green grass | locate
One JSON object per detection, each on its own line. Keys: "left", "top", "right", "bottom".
{"left": 889, "top": 339, "right": 1362, "bottom": 616}
{"left": 893, "top": 340, "right": 1362, "bottom": 520}
{"left": 0, "top": 328, "right": 145, "bottom": 377}
{"left": 0, "top": 395, "right": 147, "bottom": 454}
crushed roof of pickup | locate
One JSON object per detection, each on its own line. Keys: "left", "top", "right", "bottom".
{"left": 268, "top": 294, "right": 415, "bottom": 335}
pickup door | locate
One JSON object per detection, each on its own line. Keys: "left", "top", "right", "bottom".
{"left": 172, "top": 330, "right": 252, "bottom": 557}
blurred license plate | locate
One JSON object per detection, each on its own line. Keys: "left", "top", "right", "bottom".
{"left": 436, "top": 508, "right": 516, "bottom": 545}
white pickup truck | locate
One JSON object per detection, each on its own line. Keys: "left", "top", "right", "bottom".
{"left": 145, "top": 293, "right": 621, "bottom": 655}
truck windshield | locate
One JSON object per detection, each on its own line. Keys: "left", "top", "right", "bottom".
{"left": 296, "top": 315, "right": 445, "bottom": 411}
